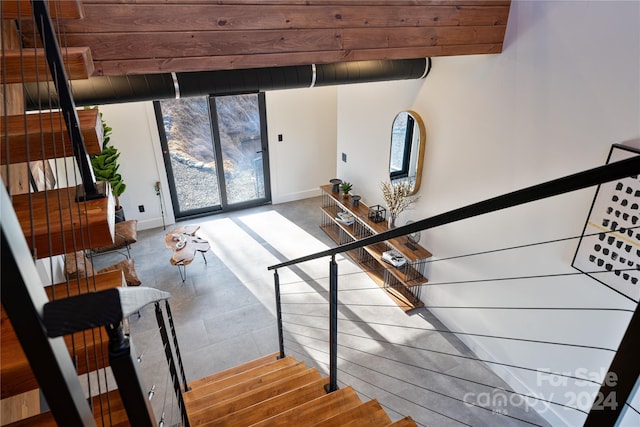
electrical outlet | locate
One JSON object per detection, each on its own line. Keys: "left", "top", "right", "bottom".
{"left": 342, "top": 152, "right": 347, "bottom": 163}
{"left": 278, "top": 134, "right": 283, "bottom": 142}
{"left": 138, "top": 205, "right": 145, "bottom": 213}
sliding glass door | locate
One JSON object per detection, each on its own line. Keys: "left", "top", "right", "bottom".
{"left": 156, "top": 93, "right": 270, "bottom": 218}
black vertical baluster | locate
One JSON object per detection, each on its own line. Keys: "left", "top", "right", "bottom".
{"left": 325, "top": 255, "right": 339, "bottom": 393}
{"left": 155, "top": 303, "right": 190, "bottom": 427}
{"left": 107, "top": 323, "right": 156, "bottom": 427}
{"left": 274, "top": 269, "right": 286, "bottom": 359}
{"left": 164, "top": 300, "right": 189, "bottom": 391}
{"left": 31, "top": 0, "right": 104, "bottom": 201}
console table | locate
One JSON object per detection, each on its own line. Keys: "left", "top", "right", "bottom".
{"left": 320, "top": 185, "right": 432, "bottom": 312}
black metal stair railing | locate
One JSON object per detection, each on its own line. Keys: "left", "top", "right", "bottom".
{"left": 268, "top": 155, "right": 640, "bottom": 426}
{"left": 155, "top": 301, "right": 190, "bottom": 427}
{"left": 31, "top": 0, "right": 106, "bottom": 201}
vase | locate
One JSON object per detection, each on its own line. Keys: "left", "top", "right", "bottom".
{"left": 388, "top": 216, "right": 396, "bottom": 229}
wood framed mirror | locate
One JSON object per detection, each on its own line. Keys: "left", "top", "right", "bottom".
{"left": 389, "top": 110, "right": 426, "bottom": 195}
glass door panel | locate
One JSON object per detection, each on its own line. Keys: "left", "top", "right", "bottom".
{"left": 157, "top": 93, "right": 270, "bottom": 219}
{"left": 157, "top": 97, "right": 221, "bottom": 216}
{"left": 212, "top": 93, "right": 270, "bottom": 206}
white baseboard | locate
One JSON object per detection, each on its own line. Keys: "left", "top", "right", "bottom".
{"left": 136, "top": 217, "right": 175, "bottom": 231}
{"left": 272, "top": 188, "right": 322, "bottom": 204}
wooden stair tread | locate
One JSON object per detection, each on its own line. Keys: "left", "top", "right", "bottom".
{"left": 1, "top": 271, "right": 125, "bottom": 399}
{"left": 185, "top": 355, "right": 297, "bottom": 401}
{"left": 389, "top": 416, "right": 418, "bottom": 426}
{"left": 311, "top": 399, "right": 392, "bottom": 427}
{"left": 4, "top": 389, "right": 128, "bottom": 426}
{"left": 185, "top": 363, "right": 309, "bottom": 411}
{"left": 187, "top": 368, "right": 323, "bottom": 424}
{"left": 250, "top": 386, "right": 363, "bottom": 427}
{"left": 0, "top": 47, "right": 94, "bottom": 84}
{"left": 0, "top": 109, "right": 103, "bottom": 165}
{"left": 2, "top": 1, "right": 84, "bottom": 20}
{"left": 191, "top": 376, "right": 328, "bottom": 427}
{"left": 45, "top": 269, "right": 127, "bottom": 300}
{"left": 12, "top": 184, "right": 115, "bottom": 259}
{"left": 186, "top": 352, "right": 280, "bottom": 389}
{"left": 185, "top": 361, "right": 308, "bottom": 403}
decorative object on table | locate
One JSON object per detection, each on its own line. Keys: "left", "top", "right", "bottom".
{"left": 572, "top": 144, "right": 640, "bottom": 302}
{"left": 340, "top": 181, "right": 353, "bottom": 198}
{"left": 351, "top": 195, "right": 361, "bottom": 207}
{"left": 404, "top": 220, "right": 422, "bottom": 251}
{"left": 368, "top": 205, "right": 386, "bottom": 223}
{"left": 164, "top": 225, "right": 210, "bottom": 282}
{"left": 381, "top": 180, "right": 420, "bottom": 229}
{"left": 336, "top": 211, "right": 355, "bottom": 226}
{"left": 330, "top": 178, "right": 342, "bottom": 193}
{"left": 382, "top": 249, "right": 407, "bottom": 268}
{"left": 90, "top": 110, "right": 127, "bottom": 222}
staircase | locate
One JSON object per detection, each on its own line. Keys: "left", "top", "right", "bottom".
{"left": 183, "top": 353, "right": 417, "bottom": 427}
{"left": 1, "top": 2, "right": 420, "bottom": 425}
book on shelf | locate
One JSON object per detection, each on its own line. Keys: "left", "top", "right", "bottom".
{"left": 382, "top": 250, "right": 407, "bottom": 267}
{"left": 336, "top": 211, "right": 355, "bottom": 225}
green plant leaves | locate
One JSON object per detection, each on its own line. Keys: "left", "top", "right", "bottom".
{"left": 89, "top": 114, "right": 126, "bottom": 200}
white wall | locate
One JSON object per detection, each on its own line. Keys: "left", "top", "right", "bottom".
{"left": 99, "top": 102, "right": 175, "bottom": 230}
{"left": 100, "top": 87, "right": 337, "bottom": 229}
{"left": 336, "top": 1, "right": 640, "bottom": 425}
{"left": 266, "top": 86, "right": 338, "bottom": 203}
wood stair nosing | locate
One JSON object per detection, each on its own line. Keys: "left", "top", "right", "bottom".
{"left": 4, "top": 389, "right": 128, "bottom": 427}
{"left": 0, "top": 47, "right": 94, "bottom": 84}
{"left": 185, "top": 362, "right": 308, "bottom": 403}
{"left": 310, "top": 398, "right": 392, "bottom": 427}
{"left": 184, "top": 355, "right": 297, "bottom": 402}
{"left": 186, "top": 352, "right": 281, "bottom": 389}
{"left": 0, "top": 270, "right": 126, "bottom": 399}
{"left": 189, "top": 376, "right": 329, "bottom": 427}
{"left": 12, "top": 184, "right": 115, "bottom": 259}
{"left": 2, "top": 0, "right": 84, "bottom": 20}
{"left": 185, "top": 361, "right": 309, "bottom": 411}
{"left": 249, "top": 386, "right": 363, "bottom": 427}
{"left": 389, "top": 416, "right": 419, "bottom": 426}
{"left": 0, "top": 109, "right": 103, "bottom": 165}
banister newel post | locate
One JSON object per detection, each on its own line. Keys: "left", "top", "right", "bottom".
{"left": 274, "top": 269, "right": 286, "bottom": 359}
{"left": 325, "top": 255, "right": 339, "bottom": 393}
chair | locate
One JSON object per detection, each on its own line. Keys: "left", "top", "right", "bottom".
{"left": 91, "top": 219, "right": 138, "bottom": 259}
{"left": 65, "top": 251, "right": 142, "bottom": 287}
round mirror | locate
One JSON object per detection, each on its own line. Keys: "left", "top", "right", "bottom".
{"left": 389, "top": 110, "right": 426, "bottom": 195}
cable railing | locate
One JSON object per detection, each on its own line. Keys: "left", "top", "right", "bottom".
{"left": 268, "top": 155, "right": 640, "bottom": 426}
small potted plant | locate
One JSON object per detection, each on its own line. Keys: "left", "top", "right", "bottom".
{"left": 340, "top": 181, "right": 353, "bottom": 198}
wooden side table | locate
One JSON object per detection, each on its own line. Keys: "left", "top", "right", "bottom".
{"left": 164, "top": 225, "right": 210, "bottom": 282}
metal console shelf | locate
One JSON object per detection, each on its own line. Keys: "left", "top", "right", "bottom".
{"left": 320, "top": 185, "right": 432, "bottom": 312}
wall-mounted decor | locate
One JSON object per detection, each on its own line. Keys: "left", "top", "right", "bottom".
{"left": 572, "top": 144, "right": 640, "bottom": 303}
{"left": 389, "top": 110, "right": 426, "bottom": 196}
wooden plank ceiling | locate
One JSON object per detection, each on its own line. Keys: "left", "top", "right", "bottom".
{"left": 20, "top": 0, "right": 510, "bottom": 76}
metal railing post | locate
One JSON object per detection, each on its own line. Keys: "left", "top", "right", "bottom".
{"left": 107, "top": 323, "right": 157, "bottom": 427}
{"left": 31, "top": 0, "right": 104, "bottom": 201}
{"left": 155, "top": 303, "right": 190, "bottom": 427}
{"left": 164, "top": 300, "right": 189, "bottom": 391}
{"left": 274, "top": 269, "right": 286, "bottom": 359}
{"left": 325, "top": 255, "right": 339, "bottom": 393}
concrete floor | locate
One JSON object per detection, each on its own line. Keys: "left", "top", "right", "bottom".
{"left": 93, "top": 197, "right": 550, "bottom": 427}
